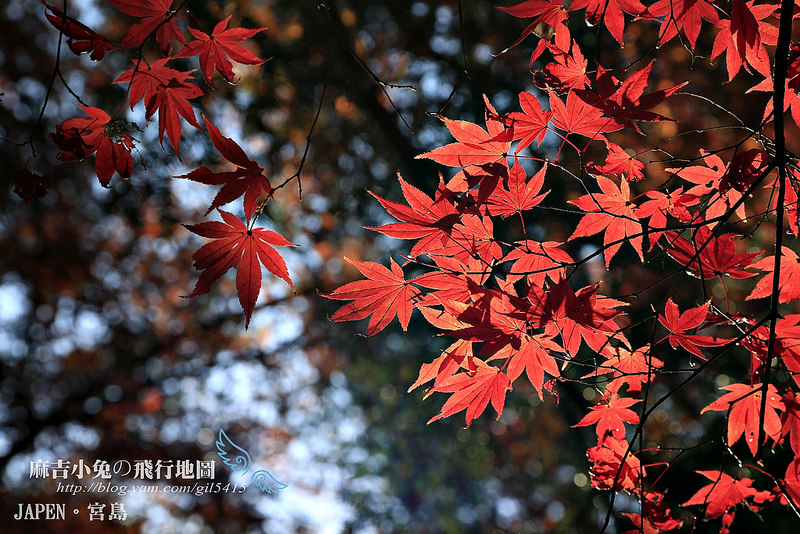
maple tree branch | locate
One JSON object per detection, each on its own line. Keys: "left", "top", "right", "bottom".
{"left": 756, "top": 0, "right": 795, "bottom": 461}
{"left": 1, "top": 0, "right": 69, "bottom": 159}
{"left": 271, "top": 79, "right": 329, "bottom": 200}
{"left": 320, "top": 1, "right": 415, "bottom": 133}
{"left": 679, "top": 92, "right": 746, "bottom": 127}
{"left": 56, "top": 68, "right": 88, "bottom": 106}
{"left": 431, "top": 0, "right": 473, "bottom": 116}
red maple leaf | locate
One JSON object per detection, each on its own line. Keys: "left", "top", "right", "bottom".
{"left": 93, "top": 129, "right": 136, "bottom": 187}
{"left": 635, "top": 187, "right": 697, "bottom": 249}
{"left": 772, "top": 170, "right": 800, "bottom": 237}
{"left": 115, "top": 59, "right": 187, "bottom": 112}
{"left": 43, "top": 2, "right": 112, "bottom": 61}
{"left": 413, "top": 256, "right": 491, "bottom": 306}
{"left": 179, "top": 116, "right": 272, "bottom": 221}
{"left": 184, "top": 210, "right": 295, "bottom": 328}
{"left": 781, "top": 393, "right": 800, "bottom": 455}
{"left": 428, "top": 359, "right": 511, "bottom": 426}
{"left": 534, "top": 277, "right": 626, "bottom": 356}
{"left": 668, "top": 150, "right": 748, "bottom": 222}
{"left": 747, "top": 247, "right": 800, "bottom": 304}
{"left": 586, "top": 142, "right": 645, "bottom": 182}
{"left": 506, "top": 92, "right": 553, "bottom": 152}
{"left": 432, "top": 214, "right": 504, "bottom": 263}
{"left": 587, "top": 438, "right": 643, "bottom": 492}
{"left": 408, "top": 339, "right": 475, "bottom": 394}
{"left": 574, "top": 63, "right": 686, "bottom": 132}
{"left": 535, "top": 41, "right": 589, "bottom": 92}
{"left": 751, "top": 49, "right": 800, "bottom": 131}
{"left": 366, "top": 174, "right": 461, "bottom": 257}
{"left": 449, "top": 285, "right": 532, "bottom": 353}
{"left": 701, "top": 383, "right": 784, "bottom": 456}
{"left": 503, "top": 240, "right": 573, "bottom": 286}
{"left": 719, "top": 149, "right": 769, "bottom": 193}
{"left": 446, "top": 164, "right": 505, "bottom": 206}
{"left": 51, "top": 105, "right": 109, "bottom": 155}
{"left": 109, "top": 0, "right": 185, "bottom": 53}
{"left": 497, "top": 0, "right": 571, "bottom": 62}
{"left": 789, "top": 42, "right": 800, "bottom": 89}
{"left": 710, "top": 0, "right": 775, "bottom": 81}
{"left": 417, "top": 98, "right": 511, "bottom": 167}
{"left": 12, "top": 168, "right": 49, "bottom": 202}
{"left": 569, "top": 0, "right": 646, "bottom": 46}
{"left": 549, "top": 88, "right": 620, "bottom": 141}
{"left": 573, "top": 392, "right": 640, "bottom": 442}
{"left": 569, "top": 175, "right": 643, "bottom": 266}
{"left": 153, "top": 79, "right": 204, "bottom": 156}
{"left": 646, "top": 0, "right": 720, "bottom": 49}
{"left": 683, "top": 470, "right": 772, "bottom": 520}
{"left": 324, "top": 258, "right": 422, "bottom": 337}
{"left": 51, "top": 105, "right": 136, "bottom": 186}
{"left": 485, "top": 162, "right": 549, "bottom": 217}
{"left": 772, "top": 316, "right": 800, "bottom": 388}
{"left": 416, "top": 301, "right": 470, "bottom": 332}
{"left": 741, "top": 317, "right": 800, "bottom": 386}
{"left": 590, "top": 345, "right": 662, "bottom": 395}
{"left": 176, "top": 17, "right": 267, "bottom": 83}
{"left": 498, "top": 0, "right": 568, "bottom": 40}
{"left": 619, "top": 491, "right": 683, "bottom": 534}
{"left": 114, "top": 59, "right": 203, "bottom": 156}
{"left": 782, "top": 458, "right": 800, "bottom": 507}
{"left": 663, "top": 227, "right": 760, "bottom": 279}
{"left": 493, "top": 334, "right": 561, "bottom": 399}
{"left": 658, "top": 298, "right": 728, "bottom": 359}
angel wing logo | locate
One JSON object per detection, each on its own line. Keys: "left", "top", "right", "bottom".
{"left": 214, "top": 428, "right": 287, "bottom": 494}
{"left": 251, "top": 470, "right": 288, "bottom": 494}
{"left": 215, "top": 428, "right": 252, "bottom": 474}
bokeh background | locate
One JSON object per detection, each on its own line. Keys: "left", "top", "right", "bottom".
{"left": 1, "top": 0, "right": 797, "bottom": 532}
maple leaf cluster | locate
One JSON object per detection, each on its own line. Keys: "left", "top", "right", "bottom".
{"left": 51, "top": 104, "right": 136, "bottom": 186}
{"left": 39, "top": 1, "right": 296, "bottom": 327}
{"left": 45, "top": 0, "right": 268, "bottom": 180}
{"left": 323, "top": 0, "right": 800, "bottom": 530}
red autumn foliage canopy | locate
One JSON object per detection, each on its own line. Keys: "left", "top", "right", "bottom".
{"left": 320, "top": 0, "right": 800, "bottom": 530}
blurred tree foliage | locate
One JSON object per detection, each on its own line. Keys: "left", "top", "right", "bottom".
{"left": 1, "top": 0, "right": 791, "bottom": 532}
